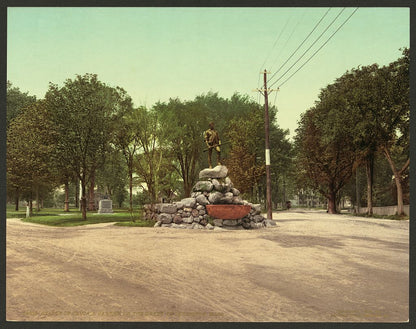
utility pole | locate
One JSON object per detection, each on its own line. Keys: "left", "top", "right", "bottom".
{"left": 254, "top": 70, "right": 278, "bottom": 220}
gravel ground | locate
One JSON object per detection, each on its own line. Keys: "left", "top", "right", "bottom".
{"left": 6, "top": 209, "right": 409, "bottom": 322}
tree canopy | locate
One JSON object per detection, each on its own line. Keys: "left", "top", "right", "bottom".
{"left": 45, "top": 73, "right": 133, "bottom": 219}
{"left": 294, "top": 48, "right": 409, "bottom": 214}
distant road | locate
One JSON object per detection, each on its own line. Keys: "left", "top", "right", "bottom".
{"left": 7, "top": 210, "right": 409, "bottom": 322}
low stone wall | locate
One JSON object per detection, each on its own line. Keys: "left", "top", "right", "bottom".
{"left": 355, "top": 205, "right": 409, "bottom": 216}
{"left": 144, "top": 200, "right": 268, "bottom": 230}
{"left": 143, "top": 165, "right": 275, "bottom": 230}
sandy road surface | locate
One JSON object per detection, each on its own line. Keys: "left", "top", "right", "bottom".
{"left": 7, "top": 210, "right": 409, "bottom": 322}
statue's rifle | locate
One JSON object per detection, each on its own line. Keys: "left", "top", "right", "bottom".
{"left": 203, "top": 141, "right": 231, "bottom": 152}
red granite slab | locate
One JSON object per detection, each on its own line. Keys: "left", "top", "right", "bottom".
{"left": 206, "top": 204, "right": 251, "bottom": 220}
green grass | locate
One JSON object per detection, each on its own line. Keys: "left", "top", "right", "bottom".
{"left": 6, "top": 206, "right": 65, "bottom": 218}
{"left": 114, "top": 221, "right": 155, "bottom": 227}
{"left": 7, "top": 206, "right": 154, "bottom": 227}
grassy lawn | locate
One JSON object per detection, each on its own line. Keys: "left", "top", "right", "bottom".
{"left": 6, "top": 206, "right": 154, "bottom": 227}
{"left": 114, "top": 221, "right": 155, "bottom": 227}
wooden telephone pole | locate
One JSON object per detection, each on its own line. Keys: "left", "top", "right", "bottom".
{"left": 255, "top": 70, "right": 278, "bottom": 220}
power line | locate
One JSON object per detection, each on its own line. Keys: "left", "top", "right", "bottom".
{"left": 268, "top": 8, "right": 346, "bottom": 89}
{"left": 258, "top": 13, "right": 293, "bottom": 76}
{"left": 267, "top": 7, "right": 332, "bottom": 84}
{"left": 256, "top": 11, "right": 296, "bottom": 101}
{"left": 268, "top": 9, "right": 307, "bottom": 76}
{"left": 275, "top": 7, "right": 359, "bottom": 89}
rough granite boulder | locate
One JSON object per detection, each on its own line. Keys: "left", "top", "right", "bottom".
{"left": 196, "top": 194, "right": 209, "bottom": 206}
{"left": 211, "top": 179, "right": 222, "bottom": 191}
{"left": 264, "top": 219, "right": 277, "bottom": 227}
{"left": 251, "top": 204, "right": 262, "bottom": 215}
{"left": 221, "top": 192, "right": 234, "bottom": 204}
{"left": 208, "top": 192, "right": 223, "bottom": 204}
{"left": 213, "top": 219, "right": 223, "bottom": 226}
{"left": 182, "top": 216, "right": 194, "bottom": 224}
{"left": 193, "top": 181, "right": 214, "bottom": 193}
{"left": 199, "top": 165, "right": 228, "bottom": 179}
{"left": 159, "top": 203, "right": 177, "bottom": 214}
{"left": 192, "top": 223, "right": 205, "bottom": 229}
{"left": 231, "top": 188, "right": 240, "bottom": 196}
{"left": 222, "top": 219, "right": 238, "bottom": 226}
{"left": 158, "top": 213, "right": 173, "bottom": 224}
{"left": 173, "top": 214, "right": 183, "bottom": 224}
{"left": 253, "top": 215, "right": 264, "bottom": 223}
{"left": 181, "top": 198, "right": 196, "bottom": 208}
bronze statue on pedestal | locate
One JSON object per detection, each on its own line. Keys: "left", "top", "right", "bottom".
{"left": 204, "top": 122, "right": 221, "bottom": 169}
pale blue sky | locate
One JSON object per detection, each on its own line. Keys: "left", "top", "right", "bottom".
{"left": 7, "top": 7, "right": 410, "bottom": 138}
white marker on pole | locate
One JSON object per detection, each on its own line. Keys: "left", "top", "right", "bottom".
{"left": 265, "top": 149, "right": 271, "bottom": 166}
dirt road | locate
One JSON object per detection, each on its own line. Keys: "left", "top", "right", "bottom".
{"left": 6, "top": 210, "right": 409, "bottom": 322}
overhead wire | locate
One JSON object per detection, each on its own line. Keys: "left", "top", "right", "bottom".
{"left": 267, "top": 7, "right": 332, "bottom": 84}
{"left": 256, "top": 9, "right": 304, "bottom": 105}
{"left": 258, "top": 13, "right": 293, "bottom": 76}
{"left": 268, "top": 7, "right": 347, "bottom": 89}
{"left": 267, "top": 9, "right": 307, "bottom": 76}
{"left": 275, "top": 7, "right": 359, "bottom": 89}
{"left": 256, "top": 10, "right": 295, "bottom": 104}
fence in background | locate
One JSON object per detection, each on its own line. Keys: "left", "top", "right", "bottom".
{"left": 355, "top": 205, "right": 409, "bottom": 216}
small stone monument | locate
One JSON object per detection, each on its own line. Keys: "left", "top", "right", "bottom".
{"left": 144, "top": 165, "right": 276, "bottom": 230}
{"left": 98, "top": 199, "right": 113, "bottom": 214}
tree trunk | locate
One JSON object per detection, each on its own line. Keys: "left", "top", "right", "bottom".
{"left": 64, "top": 180, "right": 70, "bottom": 212}
{"left": 88, "top": 171, "right": 95, "bottom": 211}
{"left": 129, "top": 169, "right": 133, "bottom": 212}
{"left": 36, "top": 186, "right": 40, "bottom": 212}
{"left": 394, "top": 176, "right": 404, "bottom": 215}
{"left": 184, "top": 183, "right": 191, "bottom": 198}
{"left": 182, "top": 167, "right": 190, "bottom": 198}
{"left": 75, "top": 179, "right": 79, "bottom": 208}
{"left": 283, "top": 178, "right": 286, "bottom": 207}
{"left": 15, "top": 190, "right": 19, "bottom": 211}
{"left": 355, "top": 168, "right": 360, "bottom": 214}
{"left": 81, "top": 178, "right": 87, "bottom": 220}
{"left": 29, "top": 197, "right": 33, "bottom": 217}
{"left": 382, "top": 146, "right": 405, "bottom": 215}
{"left": 365, "top": 156, "right": 374, "bottom": 216}
{"left": 327, "top": 190, "right": 337, "bottom": 214}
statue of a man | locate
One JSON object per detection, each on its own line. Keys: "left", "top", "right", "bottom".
{"left": 204, "top": 122, "right": 221, "bottom": 169}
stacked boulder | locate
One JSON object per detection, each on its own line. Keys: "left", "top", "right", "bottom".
{"left": 147, "top": 166, "right": 275, "bottom": 230}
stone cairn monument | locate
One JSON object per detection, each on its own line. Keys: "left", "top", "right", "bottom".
{"left": 144, "top": 165, "right": 275, "bottom": 230}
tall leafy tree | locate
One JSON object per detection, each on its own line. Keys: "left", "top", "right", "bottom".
{"left": 45, "top": 73, "right": 133, "bottom": 219}
{"left": 95, "top": 148, "right": 128, "bottom": 208}
{"left": 225, "top": 105, "right": 266, "bottom": 197}
{"left": 112, "top": 107, "right": 142, "bottom": 211}
{"left": 268, "top": 122, "right": 294, "bottom": 208}
{"left": 334, "top": 49, "right": 409, "bottom": 215}
{"left": 156, "top": 99, "right": 206, "bottom": 197}
{"left": 133, "top": 106, "right": 166, "bottom": 203}
{"left": 375, "top": 49, "right": 409, "bottom": 215}
{"left": 6, "top": 81, "right": 37, "bottom": 126}
{"left": 295, "top": 86, "right": 358, "bottom": 213}
{"left": 329, "top": 64, "right": 380, "bottom": 215}
{"left": 7, "top": 101, "right": 57, "bottom": 214}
